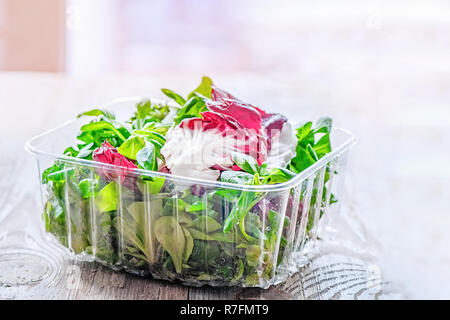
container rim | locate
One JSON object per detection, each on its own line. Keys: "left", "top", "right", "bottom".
{"left": 25, "top": 97, "right": 357, "bottom": 192}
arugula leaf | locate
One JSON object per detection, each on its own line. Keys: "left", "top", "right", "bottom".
{"left": 313, "top": 117, "right": 332, "bottom": 134}
{"left": 173, "top": 96, "right": 207, "bottom": 125}
{"left": 136, "top": 100, "right": 152, "bottom": 119}
{"left": 288, "top": 117, "right": 333, "bottom": 173}
{"left": 187, "top": 76, "right": 213, "bottom": 99}
{"left": 313, "top": 132, "right": 331, "bottom": 158}
{"left": 132, "top": 99, "right": 170, "bottom": 129}
{"left": 266, "top": 210, "right": 289, "bottom": 251}
{"left": 296, "top": 121, "right": 314, "bottom": 146}
{"left": 42, "top": 162, "right": 68, "bottom": 184}
{"left": 80, "top": 121, "right": 128, "bottom": 143}
{"left": 161, "top": 89, "right": 186, "bottom": 106}
{"left": 77, "top": 109, "right": 115, "bottom": 120}
{"left": 289, "top": 145, "right": 316, "bottom": 174}
{"left": 223, "top": 190, "right": 265, "bottom": 242}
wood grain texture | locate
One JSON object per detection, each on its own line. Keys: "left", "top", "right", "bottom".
{"left": 0, "top": 72, "right": 400, "bottom": 300}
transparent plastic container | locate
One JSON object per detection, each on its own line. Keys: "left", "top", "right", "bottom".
{"left": 25, "top": 97, "right": 356, "bottom": 289}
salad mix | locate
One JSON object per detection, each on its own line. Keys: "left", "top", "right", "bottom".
{"left": 41, "top": 77, "right": 335, "bottom": 286}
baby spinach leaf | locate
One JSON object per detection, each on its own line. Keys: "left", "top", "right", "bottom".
{"left": 231, "top": 152, "right": 259, "bottom": 174}
{"left": 209, "top": 231, "right": 240, "bottom": 243}
{"left": 246, "top": 245, "right": 261, "bottom": 268}
{"left": 187, "top": 201, "right": 207, "bottom": 212}
{"left": 188, "top": 228, "right": 216, "bottom": 241}
{"left": 223, "top": 190, "right": 265, "bottom": 242}
{"left": 142, "top": 122, "right": 171, "bottom": 136}
{"left": 189, "top": 240, "right": 220, "bottom": 268}
{"left": 137, "top": 176, "right": 165, "bottom": 194}
{"left": 234, "top": 259, "right": 244, "bottom": 281}
{"left": 181, "top": 226, "right": 194, "bottom": 263}
{"left": 266, "top": 168, "right": 296, "bottom": 184}
{"left": 117, "top": 136, "right": 145, "bottom": 160}
{"left": 134, "top": 130, "right": 166, "bottom": 147}
{"left": 214, "top": 188, "right": 241, "bottom": 201}
{"left": 187, "top": 228, "right": 237, "bottom": 243}
{"left": 95, "top": 182, "right": 117, "bottom": 212}
{"left": 123, "top": 200, "right": 163, "bottom": 263}
{"left": 188, "top": 216, "right": 222, "bottom": 233}
{"left": 154, "top": 216, "right": 185, "bottom": 273}
{"left": 136, "top": 141, "right": 157, "bottom": 171}
{"left": 220, "top": 171, "right": 254, "bottom": 185}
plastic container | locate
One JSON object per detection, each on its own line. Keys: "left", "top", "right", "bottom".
{"left": 25, "top": 97, "right": 356, "bottom": 289}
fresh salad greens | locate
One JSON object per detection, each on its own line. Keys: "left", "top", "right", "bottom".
{"left": 41, "top": 76, "right": 336, "bottom": 287}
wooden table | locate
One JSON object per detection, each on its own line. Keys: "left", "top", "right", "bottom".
{"left": 0, "top": 72, "right": 404, "bottom": 299}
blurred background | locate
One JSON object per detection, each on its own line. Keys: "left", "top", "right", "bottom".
{"left": 1, "top": 0, "right": 449, "bottom": 299}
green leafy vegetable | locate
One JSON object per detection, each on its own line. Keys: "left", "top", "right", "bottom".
{"left": 231, "top": 152, "right": 259, "bottom": 175}
{"left": 95, "top": 182, "right": 117, "bottom": 212}
{"left": 173, "top": 96, "right": 207, "bottom": 125}
{"left": 77, "top": 109, "right": 115, "bottom": 120}
{"left": 288, "top": 117, "right": 333, "bottom": 173}
{"left": 154, "top": 216, "right": 186, "bottom": 273}
{"left": 188, "top": 76, "right": 213, "bottom": 99}
{"left": 117, "top": 136, "right": 146, "bottom": 160}
{"left": 40, "top": 77, "right": 338, "bottom": 288}
{"left": 161, "top": 89, "right": 186, "bottom": 106}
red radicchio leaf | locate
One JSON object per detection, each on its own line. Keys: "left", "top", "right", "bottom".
{"left": 179, "top": 104, "right": 267, "bottom": 168}
{"left": 211, "top": 85, "right": 288, "bottom": 150}
{"left": 92, "top": 140, "right": 139, "bottom": 191}
{"left": 158, "top": 165, "right": 171, "bottom": 174}
{"left": 211, "top": 84, "right": 238, "bottom": 101}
